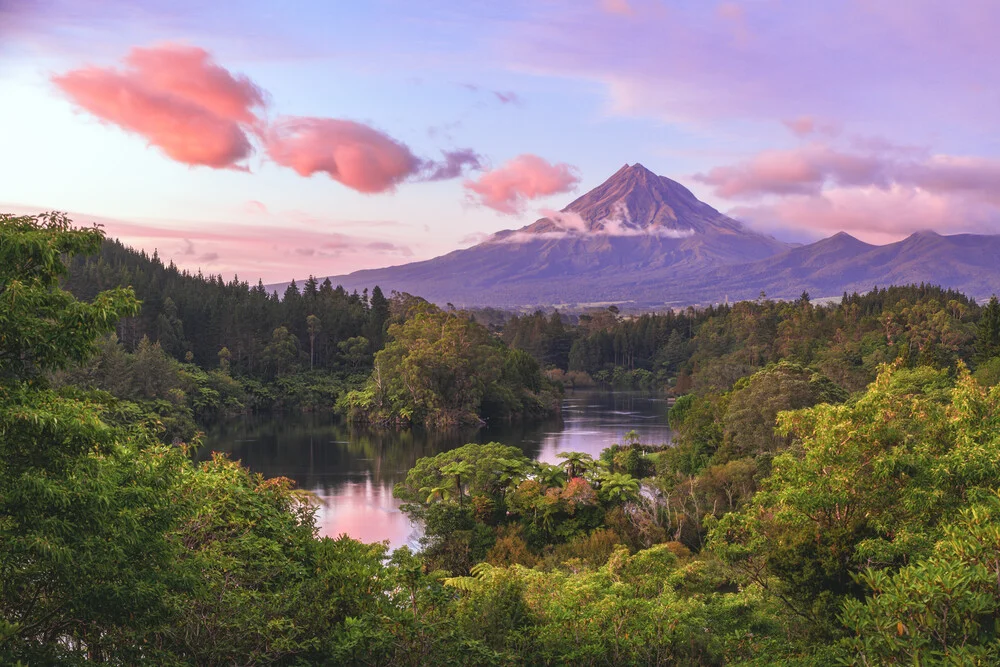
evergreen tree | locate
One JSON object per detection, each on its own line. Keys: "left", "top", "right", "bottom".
{"left": 155, "top": 296, "right": 188, "bottom": 359}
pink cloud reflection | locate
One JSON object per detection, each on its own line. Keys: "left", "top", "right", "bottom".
{"left": 314, "top": 479, "right": 414, "bottom": 548}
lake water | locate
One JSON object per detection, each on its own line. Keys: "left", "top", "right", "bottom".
{"left": 201, "top": 390, "right": 673, "bottom": 549}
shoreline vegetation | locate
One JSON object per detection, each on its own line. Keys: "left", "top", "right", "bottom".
{"left": 338, "top": 300, "right": 562, "bottom": 428}
{"left": 5, "top": 213, "right": 1000, "bottom": 663}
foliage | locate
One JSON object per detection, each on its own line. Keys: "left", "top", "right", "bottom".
{"left": 0, "top": 215, "right": 399, "bottom": 664}
{"left": 839, "top": 489, "right": 1000, "bottom": 663}
{"left": 715, "top": 361, "right": 848, "bottom": 465}
{"left": 12, "top": 211, "right": 1000, "bottom": 664}
{"left": 63, "top": 237, "right": 387, "bottom": 378}
{"left": 0, "top": 214, "right": 173, "bottom": 662}
{"left": 342, "top": 302, "right": 559, "bottom": 427}
{"left": 0, "top": 213, "right": 139, "bottom": 382}
{"left": 502, "top": 284, "right": 979, "bottom": 397}
{"left": 712, "top": 363, "right": 1000, "bottom": 647}
{"left": 395, "top": 441, "right": 655, "bottom": 574}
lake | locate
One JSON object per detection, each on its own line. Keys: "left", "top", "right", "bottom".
{"left": 201, "top": 390, "right": 673, "bottom": 549}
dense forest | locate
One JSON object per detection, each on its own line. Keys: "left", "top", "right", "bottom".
{"left": 6, "top": 212, "right": 1000, "bottom": 664}
{"left": 502, "top": 285, "right": 997, "bottom": 393}
{"left": 58, "top": 231, "right": 558, "bottom": 429}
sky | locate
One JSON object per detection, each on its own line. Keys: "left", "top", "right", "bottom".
{"left": 3, "top": 0, "right": 1000, "bottom": 283}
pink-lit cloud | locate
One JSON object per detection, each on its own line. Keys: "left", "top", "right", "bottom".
{"left": 697, "top": 142, "right": 1000, "bottom": 203}
{"left": 122, "top": 45, "right": 266, "bottom": 124}
{"left": 99, "top": 217, "right": 416, "bottom": 280}
{"left": 0, "top": 206, "right": 418, "bottom": 282}
{"left": 781, "top": 116, "right": 842, "bottom": 139}
{"left": 782, "top": 117, "right": 816, "bottom": 137}
{"left": 53, "top": 43, "right": 501, "bottom": 194}
{"left": 465, "top": 154, "right": 580, "bottom": 214}
{"left": 261, "top": 118, "right": 485, "bottom": 193}
{"left": 262, "top": 122, "right": 484, "bottom": 192}
{"left": 730, "top": 185, "right": 1000, "bottom": 245}
{"left": 695, "top": 145, "right": 892, "bottom": 199}
{"left": 905, "top": 156, "right": 1000, "bottom": 199}
{"left": 53, "top": 44, "right": 263, "bottom": 169}
{"left": 263, "top": 117, "right": 421, "bottom": 193}
{"left": 704, "top": 138, "right": 1000, "bottom": 242}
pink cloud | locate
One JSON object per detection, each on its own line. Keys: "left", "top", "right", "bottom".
{"left": 54, "top": 43, "right": 486, "bottom": 193}
{"left": 2, "top": 206, "right": 418, "bottom": 282}
{"left": 696, "top": 132, "right": 1000, "bottom": 241}
{"left": 464, "top": 154, "right": 580, "bottom": 214}
{"left": 782, "top": 117, "right": 842, "bottom": 139}
{"left": 263, "top": 117, "right": 422, "bottom": 193}
{"left": 715, "top": 2, "right": 751, "bottom": 45}
{"left": 697, "top": 142, "right": 1000, "bottom": 203}
{"left": 904, "top": 155, "right": 1000, "bottom": 200}
{"left": 782, "top": 116, "right": 835, "bottom": 138}
{"left": 695, "top": 145, "right": 891, "bottom": 199}
{"left": 53, "top": 44, "right": 263, "bottom": 169}
{"left": 122, "top": 45, "right": 266, "bottom": 124}
{"left": 783, "top": 117, "right": 814, "bottom": 137}
{"left": 134, "top": 220, "right": 414, "bottom": 281}
{"left": 730, "top": 185, "right": 1000, "bottom": 244}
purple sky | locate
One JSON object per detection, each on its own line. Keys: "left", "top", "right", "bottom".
{"left": 3, "top": 0, "right": 1000, "bottom": 282}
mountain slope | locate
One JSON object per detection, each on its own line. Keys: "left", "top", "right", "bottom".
{"left": 286, "top": 164, "right": 1000, "bottom": 308}
{"left": 322, "top": 164, "right": 790, "bottom": 306}
{"left": 679, "top": 231, "right": 1000, "bottom": 303}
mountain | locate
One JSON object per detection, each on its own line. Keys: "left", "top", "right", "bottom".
{"left": 320, "top": 164, "right": 791, "bottom": 306}
{"left": 294, "top": 164, "right": 1000, "bottom": 308}
{"left": 682, "top": 230, "right": 1000, "bottom": 303}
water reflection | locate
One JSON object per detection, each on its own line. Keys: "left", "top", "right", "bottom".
{"left": 534, "top": 391, "right": 673, "bottom": 464}
{"left": 201, "top": 390, "right": 672, "bottom": 548}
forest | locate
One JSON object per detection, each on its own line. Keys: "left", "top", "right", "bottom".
{"left": 5, "top": 212, "right": 1000, "bottom": 664}
{"left": 58, "top": 229, "right": 560, "bottom": 431}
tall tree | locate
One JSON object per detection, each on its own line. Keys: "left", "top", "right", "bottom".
{"left": 306, "top": 313, "right": 321, "bottom": 370}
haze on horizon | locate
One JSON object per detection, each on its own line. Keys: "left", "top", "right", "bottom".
{"left": 3, "top": 0, "right": 1000, "bottom": 284}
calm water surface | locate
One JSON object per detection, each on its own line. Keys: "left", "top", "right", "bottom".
{"left": 201, "top": 390, "right": 672, "bottom": 549}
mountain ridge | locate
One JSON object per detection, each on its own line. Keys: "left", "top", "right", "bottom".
{"left": 279, "top": 164, "right": 1000, "bottom": 307}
